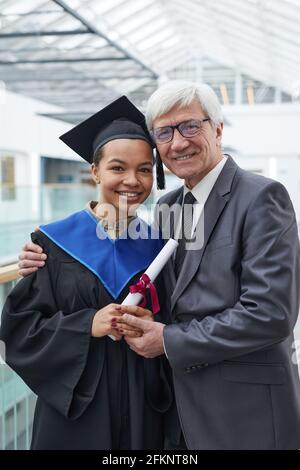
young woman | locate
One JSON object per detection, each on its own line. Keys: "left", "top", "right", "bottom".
{"left": 0, "top": 96, "right": 171, "bottom": 450}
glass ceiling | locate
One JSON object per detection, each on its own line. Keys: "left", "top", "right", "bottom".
{"left": 0, "top": 0, "right": 299, "bottom": 122}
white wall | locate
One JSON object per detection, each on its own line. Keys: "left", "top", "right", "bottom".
{"left": 0, "top": 90, "right": 81, "bottom": 222}
{"left": 223, "top": 103, "right": 300, "bottom": 156}
{"left": 222, "top": 103, "right": 300, "bottom": 224}
{"left": 0, "top": 90, "right": 80, "bottom": 159}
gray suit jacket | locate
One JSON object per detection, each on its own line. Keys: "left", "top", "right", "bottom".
{"left": 158, "top": 156, "right": 300, "bottom": 449}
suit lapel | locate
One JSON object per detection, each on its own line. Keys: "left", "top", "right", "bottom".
{"left": 160, "top": 188, "right": 183, "bottom": 293}
{"left": 171, "top": 156, "right": 238, "bottom": 311}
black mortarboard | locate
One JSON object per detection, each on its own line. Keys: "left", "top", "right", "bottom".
{"left": 59, "top": 95, "right": 165, "bottom": 189}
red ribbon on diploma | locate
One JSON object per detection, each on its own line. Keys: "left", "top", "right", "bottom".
{"left": 129, "top": 273, "right": 160, "bottom": 314}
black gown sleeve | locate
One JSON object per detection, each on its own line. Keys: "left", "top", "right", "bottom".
{"left": 0, "top": 232, "right": 100, "bottom": 419}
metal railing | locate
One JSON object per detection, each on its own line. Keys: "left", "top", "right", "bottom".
{"left": 0, "top": 183, "right": 99, "bottom": 261}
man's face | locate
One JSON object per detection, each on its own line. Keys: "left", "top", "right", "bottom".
{"left": 152, "top": 100, "right": 223, "bottom": 188}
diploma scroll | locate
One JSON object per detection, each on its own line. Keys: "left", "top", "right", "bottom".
{"left": 109, "top": 238, "right": 178, "bottom": 340}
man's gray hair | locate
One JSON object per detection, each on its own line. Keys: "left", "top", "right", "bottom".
{"left": 146, "top": 80, "right": 223, "bottom": 129}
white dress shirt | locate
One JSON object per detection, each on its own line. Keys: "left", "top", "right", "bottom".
{"left": 174, "top": 155, "right": 228, "bottom": 240}
{"left": 164, "top": 156, "right": 228, "bottom": 358}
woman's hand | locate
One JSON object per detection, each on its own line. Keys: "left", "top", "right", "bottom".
{"left": 115, "top": 305, "right": 153, "bottom": 337}
{"left": 91, "top": 304, "right": 124, "bottom": 340}
{"left": 18, "top": 241, "right": 47, "bottom": 277}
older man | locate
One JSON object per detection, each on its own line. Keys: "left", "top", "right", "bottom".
{"left": 121, "top": 81, "right": 300, "bottom": 450}
{"left": 18, "top": 81, "right": 300, "bottom": 450}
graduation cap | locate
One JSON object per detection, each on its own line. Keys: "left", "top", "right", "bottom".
{"left": 59, "top": 95, "right": 165, "bottom": 189}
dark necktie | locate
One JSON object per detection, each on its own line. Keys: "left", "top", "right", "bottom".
{"left": 175, "top": 191, "right": 196, "bottom": 277}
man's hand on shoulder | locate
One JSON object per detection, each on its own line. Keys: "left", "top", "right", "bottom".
{"left": 18, "top": 241, "right": 47, "bottom": 277}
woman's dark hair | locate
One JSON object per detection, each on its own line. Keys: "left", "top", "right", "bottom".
{"left": 93, "top": 147, "right": 103, "bottom": 166}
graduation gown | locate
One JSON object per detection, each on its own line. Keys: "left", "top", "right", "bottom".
{"left": 0, "top": 211, "right": 172, "bottom": 450}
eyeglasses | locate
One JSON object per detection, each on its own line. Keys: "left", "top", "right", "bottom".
{"left": 150, "top": 118, "right": 210, "bottom": 144}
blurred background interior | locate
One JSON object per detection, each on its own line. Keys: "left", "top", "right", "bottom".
{"left": 0, "top": 0, "right": 300, "bottom": 449}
